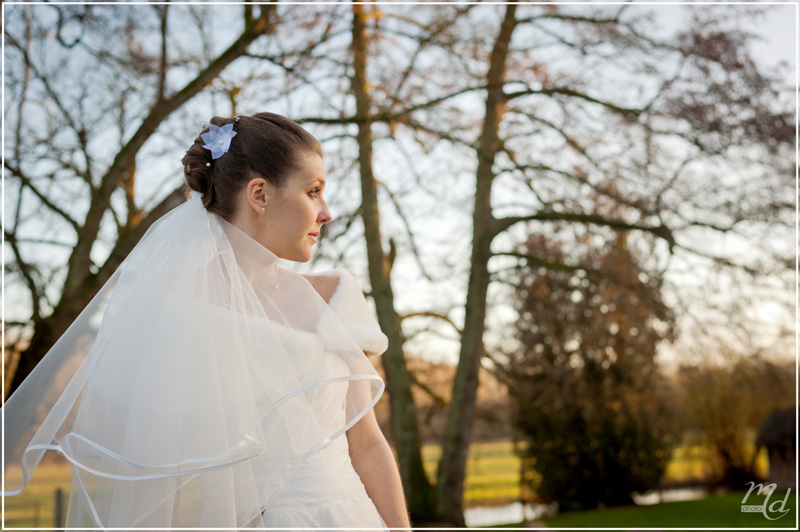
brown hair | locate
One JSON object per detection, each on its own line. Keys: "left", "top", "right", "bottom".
{"left": 182, "top": 112, "right": 323, "bottom": 219}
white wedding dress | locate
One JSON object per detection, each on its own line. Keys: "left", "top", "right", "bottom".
{"left": 246, "top": 267, "right": 390, "bottom": 528}
{"left": 3, "top": 193, "right": 392, "bottom": 529}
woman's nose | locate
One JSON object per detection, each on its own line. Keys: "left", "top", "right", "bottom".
{"left": 319, "top": 203, "right": 332, "bottom": 224}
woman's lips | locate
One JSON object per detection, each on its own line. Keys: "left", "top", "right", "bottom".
{"left": 308, "top": 234, "right": 318, "bottom": 242}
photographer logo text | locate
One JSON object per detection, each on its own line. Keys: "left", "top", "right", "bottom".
{"left": 741, "top": 482, "right": 792, "bottom": 520}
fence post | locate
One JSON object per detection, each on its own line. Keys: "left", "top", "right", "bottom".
{"left": 54, "top": 488, "right": 64, "bottom": 527}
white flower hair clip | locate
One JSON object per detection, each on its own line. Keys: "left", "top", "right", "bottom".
{"left": 201, "top": 122, "right": 238, "bottom": 159}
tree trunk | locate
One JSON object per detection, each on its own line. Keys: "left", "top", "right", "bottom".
{"left": 435, "top": 3, "right": 518, "bottom": 525}
{"left": 351, "top": 3, "right": 437, "bottom": 523}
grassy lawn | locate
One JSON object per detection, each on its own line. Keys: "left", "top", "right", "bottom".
{"left": 536, "top": 490, "right": 797, "bottom": 529}
{"left": 421, "top": 440, "right": 769, "bottom": 508}
{"left": 3, "top": 439, "right": 775, "bottom": 527}
{"left": 4, "top": 461, "right": 71, "bottom": 528}
{"left": 422, "top": 441, "right": 524, "bottom": 505}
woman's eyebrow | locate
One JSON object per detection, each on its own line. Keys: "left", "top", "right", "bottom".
{"left": 309, "top": 177, "right": 326, "bottom": 185}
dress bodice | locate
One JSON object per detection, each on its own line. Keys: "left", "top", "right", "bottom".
{"left": 245, "top": 267, "right": 389, "bottom": 528}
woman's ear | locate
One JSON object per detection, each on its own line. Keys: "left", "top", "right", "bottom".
{"left": 245, "top": 177, "right": 270, "bottom": 214}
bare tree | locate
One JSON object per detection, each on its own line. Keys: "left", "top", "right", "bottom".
{"left": 675, "top": 354, "right": 795, "bottom": 488}
{"left": 349, "top": 2, "right": 435, "bottom": 521}
{"left": 373, "top": 3, "right": 793, "bottom": 524}
{"left": 293, "top": 4, "right": 480, "bottom": 521}
{"left": 4, "top": 3, "right": 280, "bottom": 395}
{"left": 279, "top": 3, "right": 793, "bottom": 524}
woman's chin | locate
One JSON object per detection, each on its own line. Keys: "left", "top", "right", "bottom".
{"left": 283, "top": 248, "right": 313, "bottom": 263}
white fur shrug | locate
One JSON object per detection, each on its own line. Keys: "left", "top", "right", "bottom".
{"left": 321, "top": 268, "right": 389, "bottom": 357}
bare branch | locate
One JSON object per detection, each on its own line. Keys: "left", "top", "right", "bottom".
{"left": 401, "top": 310, "right": 463, "bottom": 338}
{"left": 408, "top": 369, "right": 449, "bottom": 408}
{"left": 504, "top": 85, "right": 643, "bottom": 122}
{"left": 492, "top": 210, "right": 676, "bottom": 252}
{"left": 491, "top": 250, "right": 587, "bottom": 275}
{"left": 3, "top": 161, "right": 81, "bottom": 232}
{"left": 2, "top": 226, "right": 43, "bottom": 322}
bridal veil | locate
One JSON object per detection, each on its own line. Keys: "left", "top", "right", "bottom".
{"left": 2, "top": 190, "right": 385, "bottom": 528}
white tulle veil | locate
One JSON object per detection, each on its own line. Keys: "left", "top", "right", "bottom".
{"left": 2, "top": 190, "right": 385, "bottom": 528}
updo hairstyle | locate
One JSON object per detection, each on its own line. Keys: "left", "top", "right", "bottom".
{"left": 182, "top": 112, "right": 323, "bottom": 219}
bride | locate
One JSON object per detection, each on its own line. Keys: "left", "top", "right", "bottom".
{"left": 3, "top": 112, "right": 412, "bottom": 529}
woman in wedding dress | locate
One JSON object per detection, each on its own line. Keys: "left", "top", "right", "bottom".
{"left": 3, "top": 112, "right": 411, "bottom": 529}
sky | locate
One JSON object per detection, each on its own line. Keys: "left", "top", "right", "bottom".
{"left": 363, "top": 2, "right": 800, "bottom": 369}
{"left": 2, "top": 1, "right": 798, "bottom": 371}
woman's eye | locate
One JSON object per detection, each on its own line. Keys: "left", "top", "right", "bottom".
{"left": 309, "top": 187, "right": 321, "bottom": 198}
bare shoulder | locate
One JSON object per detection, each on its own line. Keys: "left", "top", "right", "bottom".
{"left": 301, "top": 271, "right": 341, "bottom": 304}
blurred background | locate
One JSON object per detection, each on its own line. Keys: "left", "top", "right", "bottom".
{"left": 2, "top": 1, "right": 796, "bottom": 528}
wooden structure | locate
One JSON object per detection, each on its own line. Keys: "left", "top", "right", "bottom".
{"left": 755, "top": 407, "right": 797, "bottom": 490}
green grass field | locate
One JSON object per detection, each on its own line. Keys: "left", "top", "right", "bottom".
{"left": 3, "top": 439, "right": 773, "bottom": 527}
{"left": 425, "top": 440, "right": 770, "bottom": 508}
{"left": 536, "top": 490, "right": 797, "bottom": 529}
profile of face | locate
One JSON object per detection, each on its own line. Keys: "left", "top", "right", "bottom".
{"left": 233, "top": 150, "right": 332, "bottom": 262}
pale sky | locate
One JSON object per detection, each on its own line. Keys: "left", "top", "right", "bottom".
{"left": 2, "top": 2, "right": 797, "bottom": 370}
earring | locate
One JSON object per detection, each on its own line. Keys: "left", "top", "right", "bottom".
{"left": 260, "top": 207, "right": 265, "bottom": 212}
